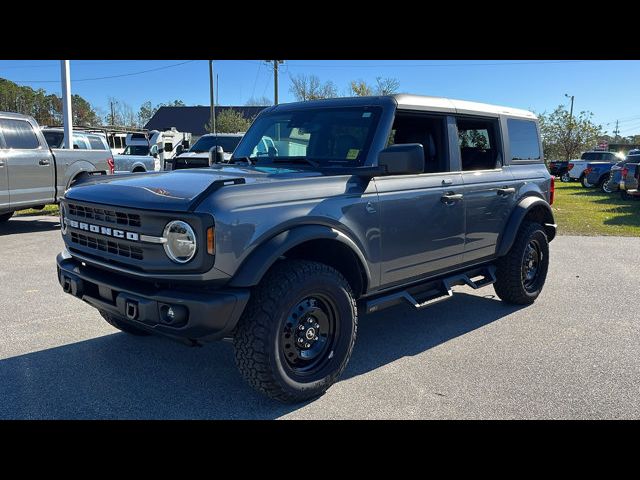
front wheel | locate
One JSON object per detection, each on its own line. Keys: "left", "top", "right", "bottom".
{"left": 494, "top": 221, "right": 550, "bottom": 305}
{"left": 0, "top": 211, "right": 13, "bottom": 223}
{"left": 233, "top": 260, "right": 357, "bottom": 403}
{"left": 581, "top": 174, "right": 595, "bottom": 188}
{"left": 560, "top": 172, "right": 571, "bottom": 182}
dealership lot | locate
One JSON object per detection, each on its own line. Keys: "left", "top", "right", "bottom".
{"left": 1, "top": 215, "right": 639, "bottom": 419}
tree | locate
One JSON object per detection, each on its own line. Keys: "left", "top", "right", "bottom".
{"left": 245, "top": 96, "right": 272, "bottom": 106}
{"left": 349, "top": 80, "right": 373, "bottom": 97}
{"left": 137, "top": 100, "right": 157, "bottom": 127}
{"left": 205, "top": 109, "right": 252, "bottom": 133}
{"left": 289, "top": 74, "right": 337, "bottom": 101}
{"left": 537, "top": 105, "right": 604, "bottom": 161}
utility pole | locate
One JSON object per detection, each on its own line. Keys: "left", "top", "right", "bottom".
{"left": 60, "top": 60, "right": 73, "bottom": 150}
{"left": 565, "top": 93, "right": 575, "bottom": 120}
{"left": 614, "top": 120, "right": 620, "bottom": 139}
{"left": 110, "top": 100, "right": 115, "bottom": 126}
{"left": 266, "top": 60, "right": 284, "bottom": 105}
{"left": 216, "top": 73, "right": 219, "bottom": 106}
{"left": 209, "top": 60, "right": 216, "bottom": 134}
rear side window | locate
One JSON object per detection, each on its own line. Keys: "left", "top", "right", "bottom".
{"left": 87, "top": 135, "right": 106, "bottom": 150}
{"left": 507, "top": 119, "right": 540, "bottom": 161}
{"left": 0, "top": 118, "right": 40, "bottom": 149}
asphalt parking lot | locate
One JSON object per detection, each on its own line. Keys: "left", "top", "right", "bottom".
{"left": 1, "top": 215, "right": 639, "bottom": 419}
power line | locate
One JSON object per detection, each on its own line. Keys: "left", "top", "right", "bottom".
{"left": 9, "top": 60, "right": 197, "bottom": 84}
{"left": 285, "top": 60, "right": 614, "bottom": 68}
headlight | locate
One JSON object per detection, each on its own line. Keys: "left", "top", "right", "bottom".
{"left": 163, "top": 220, "right": 197, "bottom": 263}
{"left": 60, "top": 204, "right": 67, "bottom": 235}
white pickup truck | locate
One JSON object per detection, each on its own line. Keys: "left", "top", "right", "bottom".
{"left": 0, "top": 112, "right": 113, "bottom": 223}
{"left": 567, "top": 150, "right": 622, "bottom": 185}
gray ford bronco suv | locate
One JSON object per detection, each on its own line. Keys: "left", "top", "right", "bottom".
{"left": 56, "top": 95, "right": 556, "bottom": 402}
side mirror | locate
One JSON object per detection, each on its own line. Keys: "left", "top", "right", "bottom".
{"left": 176, "top": 144, "right": 184, "bottom": 155}
{"left": 209, "top": 145, "right": 225, "bottom": 166}
{"left": 377, "top": 143, "right": 424, "bottom": 175}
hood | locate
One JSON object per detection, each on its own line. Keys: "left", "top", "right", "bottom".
{"left": 65, "top": 165, "right": 322, "bottom": 212}
{"left": 178, "top": 151, "right": 233, "bottom": 161}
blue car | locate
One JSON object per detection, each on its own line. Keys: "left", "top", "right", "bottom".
{"left": 583, "top": 161, "right": 617, "bottom": 192}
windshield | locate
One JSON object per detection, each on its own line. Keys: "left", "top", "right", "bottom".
{"left": 43, "top": 131, "right": 64, "bottom": 148}
{"left": 190, "top": 136, "right": 242, "bottom": 153}
{"left": 233, "top": 106, "right": 382, "bottom": 166}
{"left": 122, "top": 145, "right": 150, "bottom": 156}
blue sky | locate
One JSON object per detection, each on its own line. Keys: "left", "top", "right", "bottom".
{"left": 1, "top": 60, "right": 640, "bottom": 136}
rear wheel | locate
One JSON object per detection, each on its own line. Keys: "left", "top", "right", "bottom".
{"left": 132, "top": 167, "right": 146, "bottom": 173}
{"left": 560, "top": 172, "right": 571, "bottom": 182}
{"left": 601, "top": 173, "right": 615, "bottom": 193}
{"left": 233, "top": 260, "right": 357, "bottom": 403}
{"left": 494, "top": 221, "right": 549, "bottom": 305}
{"left": 0, "top": 212, "right": 13, "bottom": 223}
{"left": 99, "top": 310, "right": 151, "bottom": 336}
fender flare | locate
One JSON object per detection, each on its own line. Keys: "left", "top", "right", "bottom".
{"left": 64, "top": 160, "right": 97, "bottom": 190}
{"left": 496, "top": 196, "right": 556, "bottom": 257}
{"left": 228, "top": 224, "right": 372, "bottom": 289}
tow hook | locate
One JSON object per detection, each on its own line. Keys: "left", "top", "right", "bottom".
{"left": 125, "top": 300, "right": 139, "bottom": 320}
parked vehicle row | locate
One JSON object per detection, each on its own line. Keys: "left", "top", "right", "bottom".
{"left": 0, "top": 112, "right": 113, "bottom": 223}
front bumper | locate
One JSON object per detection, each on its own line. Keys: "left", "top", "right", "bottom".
{"left": 57, "top": 251, "right": 250, "bottom": 343}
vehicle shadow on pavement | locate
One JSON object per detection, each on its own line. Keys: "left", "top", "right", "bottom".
{"left": 0, "top": 291, "right": 522, "bottom": 419}
{"left": 0, "top": 217, "right": 60, "bottom": 236}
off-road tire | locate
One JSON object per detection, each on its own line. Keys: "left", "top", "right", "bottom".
{"left": 233, "top": 260, "right": 357, "bottom": 403}
{"left": 0, "top": 212, "right": 13, "bottom": 223}
{"left": 99, "top": 310, "right": 151, "bottom": 336}
{"left": 494, "top": 221, "right": 549, "bottom": 305}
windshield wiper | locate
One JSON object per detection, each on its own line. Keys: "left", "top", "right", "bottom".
{"left": 229, "top": 156, "right": 255, "bottom": 165}
{"left": 272, "top": 157, "right": 320, "bottom": 168}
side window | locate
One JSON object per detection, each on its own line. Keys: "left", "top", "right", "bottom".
{"left": 87, "top": 135, "right": 106, "bottom": 150}
{"left": 0, "top": 118, "right": 41, "bottom": 149}
{"left": 507, "top": 119, "right": 541, "bottom": 162}
{"left": 73, "top": 135, "right": 89, "bottom": 149}
{"left": 388, "top": 112, "right": 448, "bottom": 173}
{"left": 457, "top": 118, "right": 500, "bottom": 171}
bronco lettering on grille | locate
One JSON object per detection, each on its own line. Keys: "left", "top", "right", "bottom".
{"left": 66, "top": 219, "right": 140, "bottom": 242}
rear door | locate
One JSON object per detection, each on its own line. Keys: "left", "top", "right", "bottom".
{"left": 0, "top": 132, "right": 8, "bottom": 208}
{"left": 455, "top": 116, "right": 518, "bottom": 262}
{"left": 0, "top": 117, "right": 54, "bottom": 208}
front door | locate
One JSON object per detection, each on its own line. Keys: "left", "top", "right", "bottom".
{"left": 0, "top": 144, "right": 8, "bottom": 209}
{"left": 0, "top": 118, "right": 54, "bottom": 208}
{"left": 375, "top": 112, "right": 465, "bottom": 288}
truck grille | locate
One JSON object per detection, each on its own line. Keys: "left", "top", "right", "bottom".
{"left": 68, "top": 203, "right": 141, "bottom": 228}
{"left": 70, "top": 231, "right": 144, "bottom": 260}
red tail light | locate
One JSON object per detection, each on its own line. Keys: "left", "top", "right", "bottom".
{"left": 567, "top": 163, "right": 574, "bottom": 171}
{"left": 583, "top": 167, "right": 593, "bottom": 176}
{"left": 550, "top": 176, "right": 555, "bottom": 205}
{"left": 107, "top": 157, "right": 114, "bottom": 174}
{"left": 622, "top": 167, "right": 629, "bottom": 178}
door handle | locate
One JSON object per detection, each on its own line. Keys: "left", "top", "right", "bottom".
{"left": 497, "top": 187, "right": 516, "bottom": 196}
{"left": 441, "top": 193, "right": 464, "bottom": 204}
{"left": 39, "top": 159, "right": 51, "bottom": 166}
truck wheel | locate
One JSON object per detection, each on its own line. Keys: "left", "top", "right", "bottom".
{"left": 0, "top": 212, "right": 13, "bottom": 223}
{"left": 560, "top": 172, "right": 571, "bottom": 182}
{"left": 601, "top": 174, "right": 615, "bottom": 193}
{"left": 99, "top": 310, "right": 151, "bottom": 336}
{"left": 233, "top": 260, "right": 357, "bottom": 403}
{"left": 581, "top": 174, "right": 594, "bottom": 188}
{"left": 494, "top": 221, "right": 549, "bottom": 305}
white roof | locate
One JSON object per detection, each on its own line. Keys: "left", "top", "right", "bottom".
{"left": 393, "top": 94, "right": 536, "bottom": 119}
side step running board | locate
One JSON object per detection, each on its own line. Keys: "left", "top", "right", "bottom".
{"left": 364, "top": 265, "right": 496, "bottom": 314}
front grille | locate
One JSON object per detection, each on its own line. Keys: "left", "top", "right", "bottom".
{"left": 71, "top": 232, "right": 143, "bottom": 260}
{"left": 68, "top": 203, "right": 141, "bottom": 228}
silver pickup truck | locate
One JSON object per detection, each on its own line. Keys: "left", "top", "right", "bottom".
{"left": 0, "top": 112, "right": 113, "bottom": 223}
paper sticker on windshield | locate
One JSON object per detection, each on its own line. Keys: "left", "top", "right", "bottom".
{"left": 346, "top": 149, "right": 359, "bottom": 160}
{"left": 362, "top": 112, "right": 372, "bottom": 118}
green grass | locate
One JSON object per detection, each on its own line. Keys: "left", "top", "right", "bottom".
{"left": 11, "top": 181, "right": 640, "bottom": 237}
{"left": 15, "top": 204, "right": 60, "bottom": 217}
{"left": 553, "top": 181, "right": 640, "bottom": 236}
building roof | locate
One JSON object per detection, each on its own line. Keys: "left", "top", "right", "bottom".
{"left": 144, "top": 106, "right": 267, "bottom": 136}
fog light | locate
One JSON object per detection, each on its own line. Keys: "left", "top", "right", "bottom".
{"left": 159, "top": 304, "right": 188, "bottom": 326}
